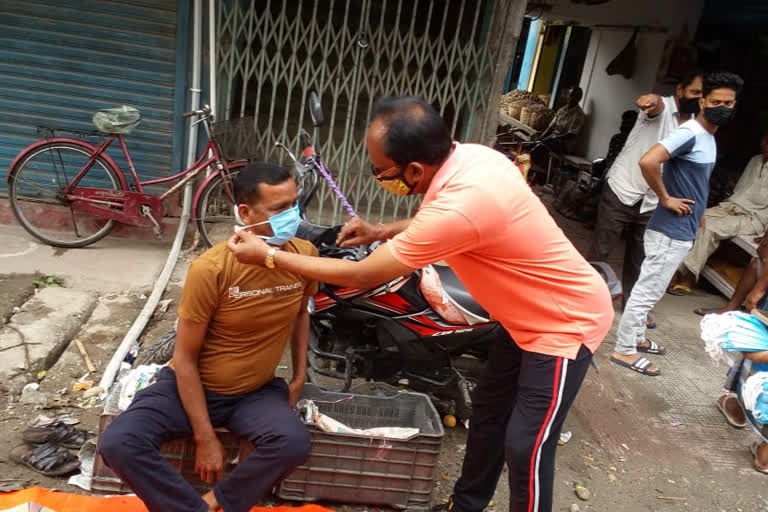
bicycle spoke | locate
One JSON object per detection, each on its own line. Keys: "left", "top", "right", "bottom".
{"left": 12, "top": 177, "right": 61, "bottom": 198}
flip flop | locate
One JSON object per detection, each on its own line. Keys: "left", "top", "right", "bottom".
{"left": 22, "top": 421, "right": 92, "bottom": 449}
{"left": 636, "top": 340, "right": 666, "bottom": 355}
{"left": 694, "top": 307, "right": 719, "bottom": 316}
{"left": 610, "top": 355, "right": 661, "bottom": 376}
{"left": 668, "top": 284, "right": 692, "bottom": 296}
{"left": 9, "top": 442, "right": 80, "bottom": 476}
{"left": 716, "top": 393, "right": 747, "bottom": 428}
{"left": 750, "top": 441, "right": 768, "bottom": 474}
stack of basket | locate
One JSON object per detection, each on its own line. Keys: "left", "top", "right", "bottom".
{"left": 499, "top": 90, "right": 553, "bottom": 129}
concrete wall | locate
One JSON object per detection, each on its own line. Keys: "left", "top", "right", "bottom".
{"left": 539, "top": 0, "right": 706, "bottom": 159}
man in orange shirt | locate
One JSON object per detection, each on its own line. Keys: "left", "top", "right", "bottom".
{"left": 100, "top": 163, "right": 317, "bottom": 512}
{"left": 229, "top": 97, "right": 614, "bottom": 512}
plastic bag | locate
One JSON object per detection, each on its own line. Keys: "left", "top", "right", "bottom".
{"left": 117, "top": 364, "right": 164, "bottom": 411}
{"left": 701, "top": 312, "right": 768, "bottom": 367}
{"left": 297, "top": 399, "right": 419, "bottom": 440}
{"left": 92, "top": 106, "right": 141, "bottom": 134}
{"left": 743, "top": 372, "right": 768, "bottom": 423}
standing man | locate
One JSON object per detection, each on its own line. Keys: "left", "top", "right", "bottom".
{"left": 589, "top": 71, "right": 703, "bottom": 326}
{"left": 611, "top": 72, "right": 744, "bottom": 376}
{"left": 670, "top": 132, "right": 768, "bottom": 296}
{"left": 228, "top": 97, "right": 614, "bottom": 511}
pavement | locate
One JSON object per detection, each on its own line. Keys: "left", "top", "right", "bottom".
{"left": 0, "top": 222, "right": 172, "bottom": 293}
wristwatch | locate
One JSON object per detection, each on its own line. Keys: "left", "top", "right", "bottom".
{"left": 264, "top": 247, "right": 278, "bottom": 269}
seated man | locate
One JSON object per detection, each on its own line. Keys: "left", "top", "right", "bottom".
{"left": 536, "top": 86, "right": 586, "bottom": 155}
{"left": 99, "top": 163, "right": 317, "bottom": 512}
{"left": 670, "top": 132, "right": 768, "bottom": 295}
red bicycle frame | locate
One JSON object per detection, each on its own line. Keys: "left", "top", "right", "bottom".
{"left": 61, "top": 134, "right": 232, "bottom": 203}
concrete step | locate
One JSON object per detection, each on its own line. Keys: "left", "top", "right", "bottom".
{"left": 0, "top": 287, "right": 98, "bottom": 387}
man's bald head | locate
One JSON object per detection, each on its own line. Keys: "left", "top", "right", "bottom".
{"left": 369, "top": 96, "right": 453, "bottom": 167}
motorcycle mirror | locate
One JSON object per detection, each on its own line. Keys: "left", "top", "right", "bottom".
{"left": 309, "top": 91, "right": 325, "bottom": 127}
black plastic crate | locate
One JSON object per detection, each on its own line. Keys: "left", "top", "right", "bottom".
{"left": 277, "top": 384, "right": 445, "bottom": 510}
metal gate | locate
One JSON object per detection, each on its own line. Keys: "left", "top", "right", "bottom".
{"left": 216, "top": 0, "right": 509, "bottom": 223}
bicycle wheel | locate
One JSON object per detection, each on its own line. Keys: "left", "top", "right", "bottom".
{"left": 8, "top": 142, "right": 123, "bottom": 248}
{"left": 196, "top": 171, "right": 237, "bottom": 248}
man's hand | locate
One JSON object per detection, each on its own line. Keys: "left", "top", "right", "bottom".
{"left": 337, "top": 217, "right": 384, "bottom": 247}
{"left": 743, "top": 350, "right": 768, "bottom": 364}
{"left": 662, "top": 196, "right": 695, "bottom": 216}
{"left": 637, "top": 94, "right": 663, "bottom": 116}
{"left": 228, "top": 230, "right": 270, "bottom": 265}
{"left": 288, "top": 378, "right": 304, "bottom": 407}
{"left": 746, "top": 288, "right": 766, "bottom": 313}
{"left": 195, "top": 436, "right": 225, "bottom": 485}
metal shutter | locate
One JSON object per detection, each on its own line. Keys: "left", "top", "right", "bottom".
{"left": 0, "top": 0, "right": 181, "bottom": 194}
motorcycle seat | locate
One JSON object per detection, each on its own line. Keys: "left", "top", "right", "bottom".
{"left": 420, "top": 265, "right": 490, "bottom": 325}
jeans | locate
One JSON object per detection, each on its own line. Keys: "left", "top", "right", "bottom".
{"left": 615, "top": 229, "right": 693, "bottom": 355}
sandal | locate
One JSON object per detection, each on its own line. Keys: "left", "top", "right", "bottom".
{"left": 668, "top": 284, "right": 692, "bottom": 296}
{"left": 610, "top": 355, "right": 661, "bottom": 376}
{"left": 716, "top": 393, "right": 747, "bottom": 428}
{"left": 750, "top": 441, "right": 768, "bottom": 474}
{"left": 9, "top": 442, "right": 80, "bottom": 476}
{"left": 646, "top": 316, "right": 657, "bottom": 329}
{"left": 637, "top": 340, "right": 666, "bottom": 355}
{"left": 22, "top": 421, "right": 92, "bottom": 449}
{"left": 694, "top": 307, "right": 719, "bottom": 316}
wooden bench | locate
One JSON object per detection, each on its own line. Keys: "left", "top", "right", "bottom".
{"left": 700, "top": 234, "right": 759, "bottom": 298}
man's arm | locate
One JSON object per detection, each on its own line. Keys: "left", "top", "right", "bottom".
{"left": 637, "top": 94, "right": 665, "bottom": 118}
{"left": 639, "top": 143, "right": 695, "bottom": 216}
{"left": 288, "top": 295, "right": 311, "bottom": 406}
{"left": 337, "top": 217, "right": 412, "bottom": 247}
{"left": 173, "top": 318, "right": 224, "bottom": 485}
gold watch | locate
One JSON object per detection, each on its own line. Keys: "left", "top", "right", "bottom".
{"left": 264, "top": 247, "right": 278, "bottom": 269}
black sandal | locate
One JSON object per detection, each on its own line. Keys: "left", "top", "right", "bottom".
{"left": 636, "top": 340, "right": 666, "bottom": 355}
{"left": 9, "top": 442, "right": 80, "bottom": 476}
{"left": 610, "top": 355, "right": 661, "bottom": 376}
{"left": 22, "top": 421, "right": 92, "bottom": 449}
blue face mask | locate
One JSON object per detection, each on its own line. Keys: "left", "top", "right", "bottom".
{"left": 234, "top": 202, "right": 301, "bottom": 246}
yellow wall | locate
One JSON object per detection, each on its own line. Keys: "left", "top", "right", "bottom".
{"left": 531, "top": 26, "right": 565, "bottom": 96}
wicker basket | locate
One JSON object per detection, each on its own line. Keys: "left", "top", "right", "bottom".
{"left": 520, "top": 106, "right": 534, "bottom": 127}
{"left": 530, "top": 111, "right": 552, "bottom": 131}
{"left": 507, "top": 103, "right": 523, "bottom": 120}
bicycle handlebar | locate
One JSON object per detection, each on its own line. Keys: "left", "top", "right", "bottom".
{"left": 182, "top": 105, "right": 213, "bottom": 119}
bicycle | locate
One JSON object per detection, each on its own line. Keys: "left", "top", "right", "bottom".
{"left": 5, "top": 105, "right": 248, "bottom": 248}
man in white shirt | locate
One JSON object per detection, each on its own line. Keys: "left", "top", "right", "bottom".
{"left": 671, "top": 133, "right": 768, "bottom": 297}
{"left": 589, "top": 71, "right": 703, "bottom": 319}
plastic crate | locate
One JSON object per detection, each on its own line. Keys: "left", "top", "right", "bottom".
{"left": 277, "top": 384, "right": 445, "bottom": 510}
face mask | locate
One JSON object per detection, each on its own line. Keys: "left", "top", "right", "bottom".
{"left": 679, "top": 96, "right": 701, "bottom": 115}
{"left": 703, "top": 105, "right": 734, "bottom": 126}
{"left": 377, "top": 177, "right": 413, "bottom": 196}
{"left": 233, "top": 203, "right": 301, "bottom": 246}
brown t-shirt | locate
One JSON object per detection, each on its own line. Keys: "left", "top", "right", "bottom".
{"left": 175, "top": 239, "right": 318, "bottom": 395}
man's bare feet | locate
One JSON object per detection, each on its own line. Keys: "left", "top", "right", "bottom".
{"left": 716, "top": 393, "right": 747, "bottom": 428}
{"left": 202, "top": 490, "right": 219, "bottom": 512}
{"left": 695, "top": 304, "right": 739, "bottom": 316}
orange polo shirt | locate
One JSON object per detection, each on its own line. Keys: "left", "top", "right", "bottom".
{"left": 388, "top": 143, "right": 614, "bottom": 360}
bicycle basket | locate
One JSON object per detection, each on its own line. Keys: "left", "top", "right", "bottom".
{"left": 211, "top": 117, "right": 262, "bottom": 162}
{"left": 92, "top": 106, "right": 141, "bottom": 134}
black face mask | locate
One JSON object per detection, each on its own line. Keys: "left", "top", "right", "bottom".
{"left": 679, "top": 96, "right": 701, "bottom": 115}
{"left": 704, "top": 105, "right": 735, "bottom": 126}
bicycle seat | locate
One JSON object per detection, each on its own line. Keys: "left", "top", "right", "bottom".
{"left": 92, "top": 106, "right": 141, "bottom": 134}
